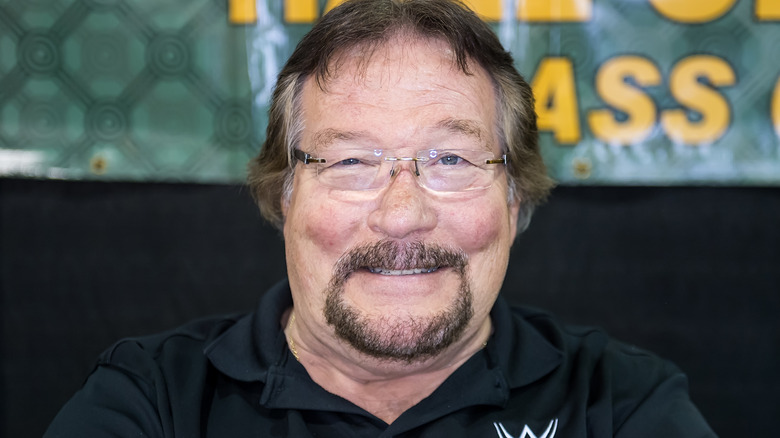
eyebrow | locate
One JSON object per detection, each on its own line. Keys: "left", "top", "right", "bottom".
{"left": 311, "top": 128, "right": 371, "bottom": 151}
{"left": 310, "top": 118, "right": 488, "bottom": 151}
{"left": 435, "top": 118, "right": 485, "bottom": 142}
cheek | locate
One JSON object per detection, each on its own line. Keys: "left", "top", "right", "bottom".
{"left": 285, "top": 197, "right": 364, "bottom": 296}
{"left": 444, "top": 201, "right": 512, "bottom": 253}
{"left": 291, "top": 199, "right": 364, "bottom": 255}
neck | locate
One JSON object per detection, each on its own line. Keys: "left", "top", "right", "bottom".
{"left": 284, "top": 310, "right": 491, "bottom": 424}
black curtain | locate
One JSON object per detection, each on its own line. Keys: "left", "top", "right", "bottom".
{"left": 2, "top": 178, "right": 778, "bottom": 437}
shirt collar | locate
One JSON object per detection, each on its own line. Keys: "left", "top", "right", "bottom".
{"left": 204, "top": 280, "right": 292, "bottom": 383}
{"left": 486, "top": 294, "right": 563, "bottom": 389}
{"left": 204, "top": 280, "right": 562, "bottom": 404}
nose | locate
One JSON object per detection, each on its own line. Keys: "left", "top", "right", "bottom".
{"left": 367, "top": 162, "right": 437, "bottom": 239}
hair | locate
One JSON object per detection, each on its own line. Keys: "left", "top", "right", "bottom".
{"left": 247, "top": 0, "right": 553, "bottom": 232}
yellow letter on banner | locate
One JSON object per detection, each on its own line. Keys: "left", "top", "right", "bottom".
{"left": 285, "top": 0, "right": 317, "bottom": 23}
{"left": 229, "top": 0, "right": 257, "bottom": 24}
{"left": 587, "top": 56, "right": 661, "bottom": 146}
{"left": 463, "top": 0, "right": 502, "bottom": 21}
{"left": 757, "top": 0, "right": 780, "bottom": 20}
{"left": 518, "top": 0, "right": 592, "bottom": 22}
{"left": 661, "top": 56, "right": 735, "bottom": 145}
{"left": 772, "top": 77, "right": 780, "bottom": 138}
{"left": 323, "top": 0, "right": 349, "bottom": 15}
{"left": 531, "top": 57, "right": 581, "bottom": 144}
{"left": 649, "top": 0, "right": 736, "bottom": 23}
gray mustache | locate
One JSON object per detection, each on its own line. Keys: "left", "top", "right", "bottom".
{"left": 332, "top": 240, "right": 468, "bottom": 284}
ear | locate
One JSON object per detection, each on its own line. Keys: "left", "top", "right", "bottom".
{"left": 279, "top": 194, "right": 291, "bottom": 240}
{"left": 281, "top": 193, "right": 290, "bottom": 218}
{"left": 508, "top": 197, "right": 521, "bottom": 243}
{"left": 280, "top": 171, "right": 296, "bottom": 219}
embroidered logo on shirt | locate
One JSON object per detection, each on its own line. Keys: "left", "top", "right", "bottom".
{"left": 493, "top": 419, "right": 558, "bottom": 438}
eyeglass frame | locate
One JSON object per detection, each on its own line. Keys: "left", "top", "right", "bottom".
{"left": 292, "top": 148, "right": 508, "bottom": 192}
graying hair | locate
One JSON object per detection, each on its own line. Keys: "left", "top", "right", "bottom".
{"left": 247, "top": 0, "right": 553, "bottom": 233}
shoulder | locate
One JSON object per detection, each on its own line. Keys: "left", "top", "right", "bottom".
{"left": 507, "top": 306, "right": 714, "bottom": 436}
{"left": 512, "top": 305, "right": 674, "bottom": 374}
{"left": 97, "top": 313, "right": 247, "bottom": 380}
{"left": 45, "top": 314, "right": 252, "bottom": 437}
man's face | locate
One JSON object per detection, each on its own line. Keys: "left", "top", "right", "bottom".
{"left": 283, "top": 37, "right": 519, "bottom": 363}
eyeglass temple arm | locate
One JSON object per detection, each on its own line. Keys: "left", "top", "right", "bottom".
{"left": 485, "top": 155, "right": 507, "bottom": 165}
{"left": 293, "top": 149, "right": 325, "bottom": 164}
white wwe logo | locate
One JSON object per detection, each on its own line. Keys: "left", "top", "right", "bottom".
{"left": 494, "top": 418, "right": 559, "bottom": 438}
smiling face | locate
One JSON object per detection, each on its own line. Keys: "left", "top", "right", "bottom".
{"left": 283, "top": 36, "right": 519, "bottom": 363}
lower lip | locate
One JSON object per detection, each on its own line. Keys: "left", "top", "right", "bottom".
{"left": 366, "top": 267, "right": 440, "bottom": 276}
{"left": 346, "top": 268, "right": 453, "bottom": 302}
{"left": 351, "top": 267, "right": 450, "bottom": 290}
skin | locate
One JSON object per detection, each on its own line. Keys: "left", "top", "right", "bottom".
{"left": 281, "top": 35, "right": 520, "bottom": 424}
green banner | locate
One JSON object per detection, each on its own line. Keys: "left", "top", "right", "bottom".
{"left": 1, "top": 0, "right": 779, "bottom": 184}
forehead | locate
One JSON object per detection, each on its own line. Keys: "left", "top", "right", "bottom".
{"left": 299, "top": 37, "right": 499, "bottom": 151}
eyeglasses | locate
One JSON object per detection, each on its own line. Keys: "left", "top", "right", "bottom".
{"left": 293, "top": 148, "right": 506, "bottom": 192}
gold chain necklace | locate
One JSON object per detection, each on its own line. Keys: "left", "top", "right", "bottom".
{"left": 286, "top": 312, "right": 300, "bottom": 361}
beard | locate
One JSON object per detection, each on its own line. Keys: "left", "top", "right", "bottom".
{"left": 324, "top": 240, "right": 473, "bottom": 363}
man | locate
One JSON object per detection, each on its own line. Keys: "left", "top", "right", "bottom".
{"left": 46, "top": 0, "right": 716, "bottom": 436}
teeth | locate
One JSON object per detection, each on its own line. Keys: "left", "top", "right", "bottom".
{"left": 368, "top": 267, "right": 439, "bottom": 275}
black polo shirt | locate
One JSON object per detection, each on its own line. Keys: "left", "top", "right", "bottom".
{"left": 46, "top": 280, "right": 716, "bottom": 437}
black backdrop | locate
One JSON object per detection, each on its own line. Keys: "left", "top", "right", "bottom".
{"left": 2, "top": 178, "right": 779, "bottom": 437}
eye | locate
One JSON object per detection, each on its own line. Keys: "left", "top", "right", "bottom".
{"left": 437, "top": 154, "right": 466, "bottom": 165}
{"left": 325, "top": 154, "right": 379, "bottom": 171}
{"left": 338, "top": 158, "right": 362, "bottom": 166}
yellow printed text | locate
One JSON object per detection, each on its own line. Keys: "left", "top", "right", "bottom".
{"left": 661, "top": 56, "right": 735, "bottom": 145}
{"left": 531, "top": 58, "right": 581, "bottom": 144}
{"left": 587, "top": 56, "right": 661, "bottom": 146}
